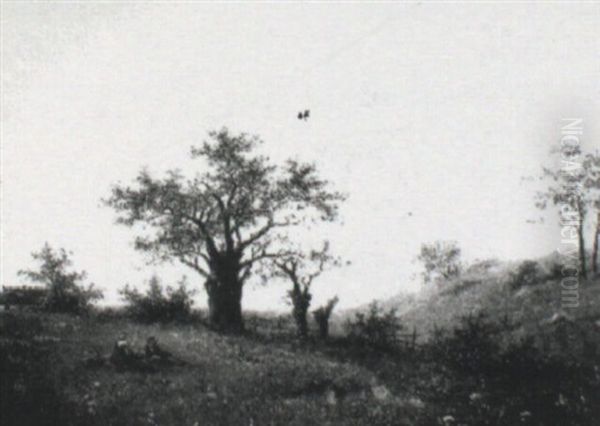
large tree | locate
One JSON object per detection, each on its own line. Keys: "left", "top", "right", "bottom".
{"left": 105, "top": 129, "right": 345, "bottom": 332}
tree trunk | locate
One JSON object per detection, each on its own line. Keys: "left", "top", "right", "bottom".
{"left": 593, "top": 212, "right": 600, "bottom": 276}
{"left": 293, "top": 305, "right": 309, "bottom": 338}
{"left": 577, "top": 202, "right": 587, "bottom": 280}
{"left": 204, "top": 270, "right": 244, "bottom": 333}
{"left": 317, "top": 318, "right": 329, "bottom": 339}
{"left": 289, "top": 281, "right": 311, "bottom": 338}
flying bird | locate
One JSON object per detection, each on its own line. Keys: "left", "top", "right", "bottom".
{"left": 297, "top": 110, "right": 310, "bottom": 121}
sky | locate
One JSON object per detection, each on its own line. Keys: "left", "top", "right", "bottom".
{"left": 2, "top": 2, "right": 599, "bottom": 311}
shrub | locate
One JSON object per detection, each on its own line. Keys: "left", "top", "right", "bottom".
{"left": 548, "top": 260, "right": 564, "bottom": 279}
{"left": 430, "top": 312, "right": 500, "bottom": 375}
{"left": 17, "top": 243, "right": 102, "bottom": 314}
{"left": 344, "top": 302, "right": 402, "bottom": 351}
{"left": 92, "top": 306, "right": 129, "bottom": 322}
{"left": 508, "top": 260, "right": 542, "bottom": 290}
{"left": 423, "top": 316, "right": 600, "bottom": 426}
{"left": 119, "top": 275, "right": 196, "bottom": 323}
{"left": 0, "top": 286, "right": 47, "bottom": 308}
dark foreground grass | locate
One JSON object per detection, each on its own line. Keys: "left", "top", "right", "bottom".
{"left": 1, "top": 309, "right": 599, "bottom": 426}
{"left": 0, "top": 311, "right": 422, "bottom": 426}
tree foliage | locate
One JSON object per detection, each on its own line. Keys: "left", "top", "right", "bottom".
{"left": 416, "top": 241, "right": 462, "bottom": 284}
{"left": 105, "top": 128, "right": 345, "bottom": 330}
{"left": 508, "top": 260, "right": 543, "bottom": 291}
{"left": 18, "top": 243, "right": 102, "bottom": 314}
{"left": 535, "top": 145, "right": 600, "bottom": 279}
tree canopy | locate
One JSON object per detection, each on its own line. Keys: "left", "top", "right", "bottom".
{"left": 18, "top": 243, "right": 102, "bottom": 314}
{"left": 105, "top": 128, "right": 345, "bottom": 330}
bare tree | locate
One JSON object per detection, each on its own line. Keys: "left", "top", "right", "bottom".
{"left": 313, "top": 296, "right": 339, "bottom": 339}
{"left": 274, "top": 241, "right": 343, "bottom": 338}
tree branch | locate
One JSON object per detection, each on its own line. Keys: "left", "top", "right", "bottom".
{"left": 211, "top": 193, "right": 234, "bottom": 253}
{"left": 180, "top": 257, "right": 209, "bottom": 278}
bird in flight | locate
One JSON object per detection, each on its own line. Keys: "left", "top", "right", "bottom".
{"left": 297, "top": 110, "right": 310, "bottom": 121}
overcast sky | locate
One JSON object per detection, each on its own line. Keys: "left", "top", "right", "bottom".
{"left": 2, "top": 2, "right": 599, "bottom": 311}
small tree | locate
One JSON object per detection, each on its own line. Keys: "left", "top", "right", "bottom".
{"left": 18, "top": 243, "right": 102, "bottom": 314}
{"left": 416, "top": 241, "right": 462, "bottom": 284}
{"left": 274, "top": 242, "right": 343, "bottom": 338}
{"left": 313, "top": 296, "right": 339, "bottom": 339}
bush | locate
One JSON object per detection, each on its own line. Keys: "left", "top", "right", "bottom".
{"left": 119, "top": 275, "right": 196, "bottom": 323}
{"left": 429, "top": 312, "right": 501, "bottom": 375}
{"left": 508, "top": 260, "right": 542, "bottom": 290}
{"left": 17, "top": 243, "right": 102, "bottom": 314}
{"left": 43, "top": 283, "right": 102, "bottom": 315}
{"left": 424, "top": 317, "right": 600, "bottom": 426}
{"left": 344, "top": 302, "right": 402, "bottom": 351}
{"left": 548, "top": 260, "right": 564, "bottom": 279}
{"left": 0, "top": 286, "right": 47, "bottom": 308}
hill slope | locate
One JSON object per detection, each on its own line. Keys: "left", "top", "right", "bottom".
{"left": 375, "top": 255, "right": 600, "bottom": 353}
{"left": 0, "top": 311, "right": 425, "bottom": 426}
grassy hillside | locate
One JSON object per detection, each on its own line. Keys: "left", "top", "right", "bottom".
{"left": 2, "top": 256, "right": 599, "bottom": 426}
{"left": 0, "top": 311, "right": 424, "bottom": 426}
{"left": 347, "top": 255, "right": 600, "bottom": 352}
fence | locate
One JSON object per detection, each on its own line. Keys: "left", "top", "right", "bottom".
{"left": 396, "top": 326, "right": 418, "bottom": 351}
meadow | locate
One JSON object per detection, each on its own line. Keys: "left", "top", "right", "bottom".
{"left": 0, "top": 272, "right": 600, "bottom": 426}
{"left": 2, "top": 256, "right": 600, "bottom": 426}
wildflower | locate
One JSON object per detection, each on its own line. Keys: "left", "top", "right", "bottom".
{"left": 520, "top": 411, "right": 532, "bottom": 422}
{"left": 555, "top": 393, "right": 567, "bottom": 406}
{"left": 442, "top": 415, "right": 455, "bottom": 425}
{"left": 469, "top": 392, "right": 482, "bottom": 402}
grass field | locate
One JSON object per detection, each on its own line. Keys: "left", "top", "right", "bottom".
{"left": 2, "top": 258, "right": 600, "bottom": 426}
{"left": 1, "top": 310, "right": 427, "bottom": 426}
